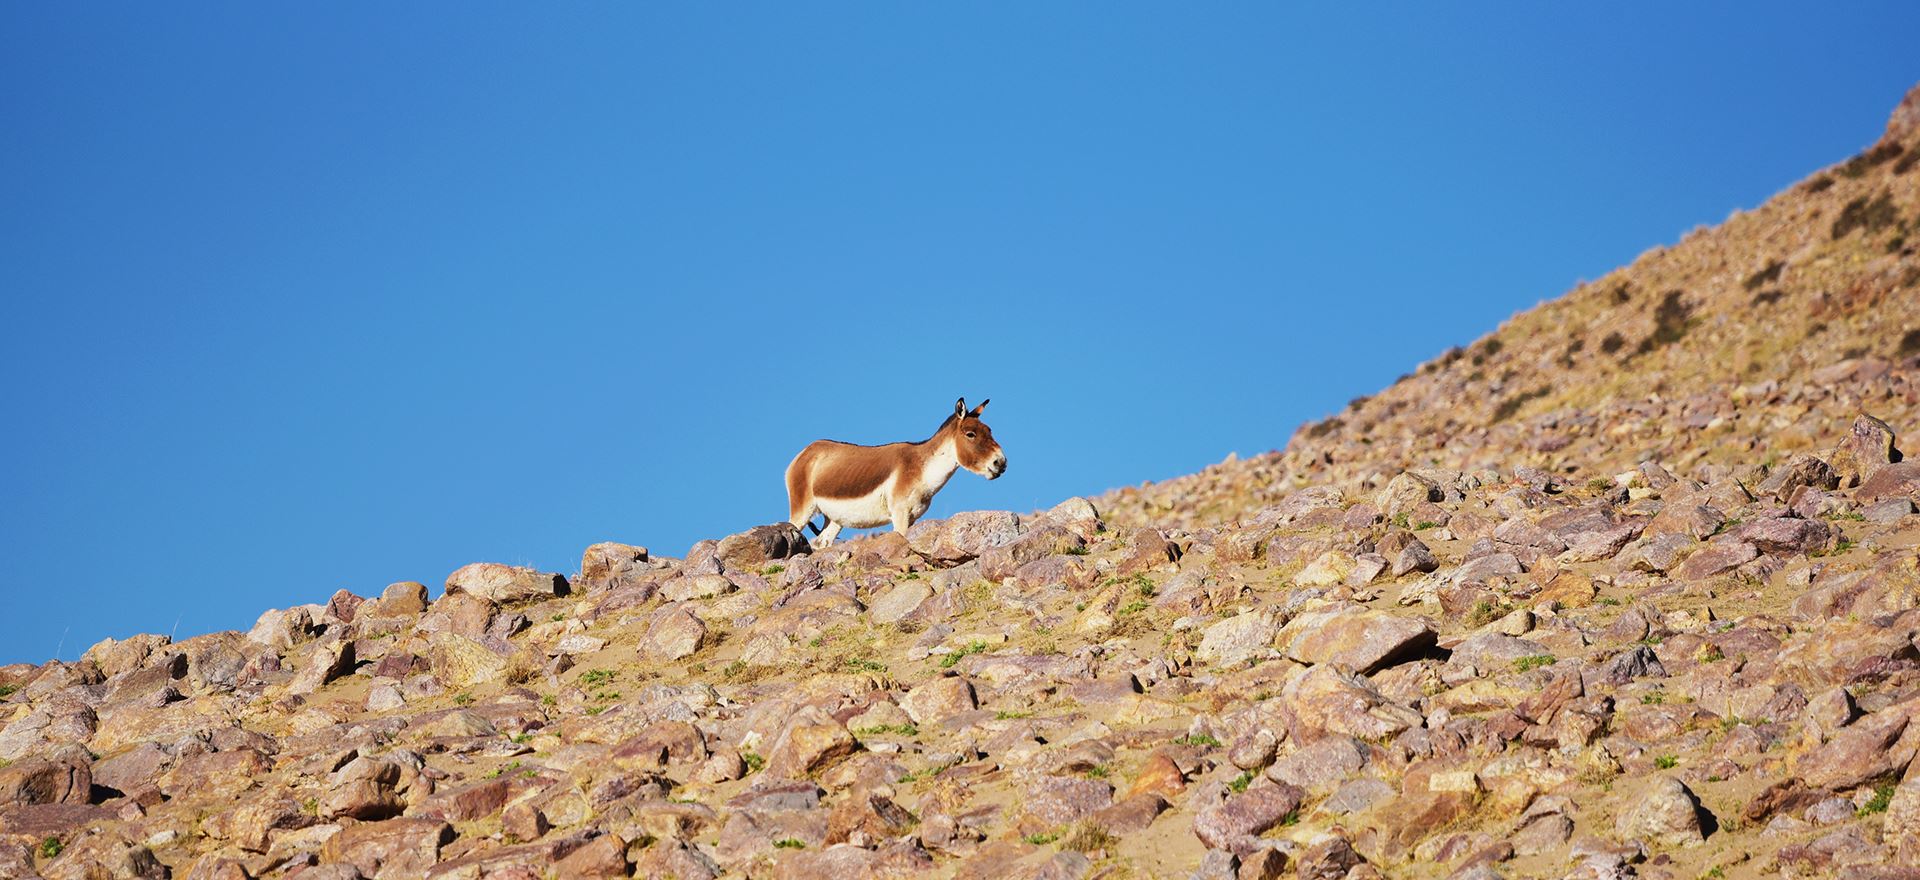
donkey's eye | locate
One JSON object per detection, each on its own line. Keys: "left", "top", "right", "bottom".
{"left": 965, "top": 431, "right": 977, "bottom": 439}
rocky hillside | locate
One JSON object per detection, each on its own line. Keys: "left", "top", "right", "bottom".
{"left": 4, "top": 88, "right": 1920, "bottom": 880}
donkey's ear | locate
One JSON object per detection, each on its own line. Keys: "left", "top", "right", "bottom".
{"left": 968, "top": 399, "right": 990, "bottom": 417}
{"left": 954, "top": 398, "right": 967, "bottom": 418}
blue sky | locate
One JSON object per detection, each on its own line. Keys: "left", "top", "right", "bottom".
{"left": 3, "top": 5, "right": 1916, "bottom": 664}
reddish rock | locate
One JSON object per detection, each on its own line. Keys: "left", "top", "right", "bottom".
{"left": 1615, "top": 776, "right": 1708, "bottom": 847}
{"left": 1861, "top": 461, "right": 1920, "bottom": 503}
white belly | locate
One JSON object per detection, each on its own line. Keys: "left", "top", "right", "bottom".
{"left": 817, "top": 485, "right": 895, "bottom": 529}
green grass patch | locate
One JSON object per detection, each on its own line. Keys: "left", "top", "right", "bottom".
{"left": 39, "top": 837, "right": 61, "bottom": 859}
{"left": 1228, "top": 770, "right": 1256, "bottom": 793}
{"left": 742, "top": 751, "right": 765, "bottom": 773}
{"left": 1174, "top": 734, "right": 1222, "bottom": 748}
{"left": 772, "top": 838, "right": 806, "bottom": 849}
{"left": 1022, "top": 831, "right": 1060, "bottom": 846}
{"left": 854, "top": 723, "right": 920, "bottom": 737}
{"left": 1654, "top": 755, "right": 1678, "bottom": 769}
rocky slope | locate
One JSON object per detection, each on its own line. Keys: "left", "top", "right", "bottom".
{"left": 5, "top": 87, "right": 1920, "bottom": 880}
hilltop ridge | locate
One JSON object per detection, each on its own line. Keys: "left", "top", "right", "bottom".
{"left": 4, "top": 86, "right": 1920, "bottom": 880}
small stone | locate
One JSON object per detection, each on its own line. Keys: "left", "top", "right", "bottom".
{"left": 899, "top": 677, "right": 977, "bottom": 725}
{"left": 1193, "top": 783, "right": 1305, "bottom": 855}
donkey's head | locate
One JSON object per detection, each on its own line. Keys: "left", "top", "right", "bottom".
{"left": 947, "top": 398, "right": 1007, "bottom": 480}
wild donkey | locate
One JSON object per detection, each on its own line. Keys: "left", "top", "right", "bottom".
{"left": 786, "top": 398, "right": 1008, "bottom": 546}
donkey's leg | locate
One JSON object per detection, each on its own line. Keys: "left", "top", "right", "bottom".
{"left": 816, "top": 519, "right": 844, "bottom": 546}
{"left": 889, "top": 492, "right": 917, "bottom": 534}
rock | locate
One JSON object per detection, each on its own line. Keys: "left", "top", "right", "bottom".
{"left": 1197, "top": 610, "right": 1279, "bottom": 667}
{"left": 445, "top": 562, "right": 569, "bottom": 605}
{"left": 1278, "top": 608, "right": 1435, "bottom": 674}
{"left": 319, "top": 817, "right": 453, "bottom": 878}
{"left": 907, "top": 511, "right": 1025, "bottom": 564}
{"left": 1672, "top": 541, "right": 1757, "bottom": 580}
{"left": 1758, "top": 455, "right": 1838, "bottom": 501}
{"left": 1830, "top": 414, "right": 1901, "bottom": 488}
{"left": 1192, "top": 782, "right": 1305, "bottom": 855}
{"left": 899, "top": 677, "right": 977, "bottom": 726}
{"left": 642, "top": 607, "right": 708, "bottom": 662}
{"left": 716, "top": 523, "right": 812, "bottom": 569}
{"left": 1615, "top": 776, "right": 1708, "bottom": 847}
{"left": 760, "top": 705, "right": 856, "bottom": 779}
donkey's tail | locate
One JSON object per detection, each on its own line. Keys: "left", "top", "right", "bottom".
{"left": 804, "top": 518, "right": 823, "bottom": 536}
